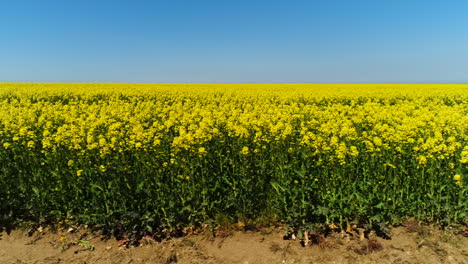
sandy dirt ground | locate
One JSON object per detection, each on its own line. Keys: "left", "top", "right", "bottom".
{"left": 1, "top": 225, "right": 467, "bottom": 264}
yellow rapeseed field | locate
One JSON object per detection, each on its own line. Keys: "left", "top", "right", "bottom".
{"left": 0, "top": 83, "right": 466, "bottom": 230}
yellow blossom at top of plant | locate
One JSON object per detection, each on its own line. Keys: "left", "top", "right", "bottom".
{"left": 0, "top": 83, "right": 466, "bottom": 169}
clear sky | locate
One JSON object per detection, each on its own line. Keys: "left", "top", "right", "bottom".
{"left": 1, "top": 0, "right": 467, "bottom": 83}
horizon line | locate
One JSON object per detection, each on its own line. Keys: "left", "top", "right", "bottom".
{"left": 1, "top": 82, "right": 467, "bottom": 85}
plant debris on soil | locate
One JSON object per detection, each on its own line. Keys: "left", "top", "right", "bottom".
{"left": 1, "top": 225, "right": 467, "bottom": 264}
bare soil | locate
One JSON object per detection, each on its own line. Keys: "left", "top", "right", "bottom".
{"left": 1, "top": 225, "right": 467, "bottom": 264}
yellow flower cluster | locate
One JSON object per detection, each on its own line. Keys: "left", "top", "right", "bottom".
{"left": 0, "top": 83, "right": 466, "bottom": 170}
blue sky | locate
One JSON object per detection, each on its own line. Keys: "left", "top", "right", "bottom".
{"left": 1, "top": 0, "right": 467, "bottom": 83}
